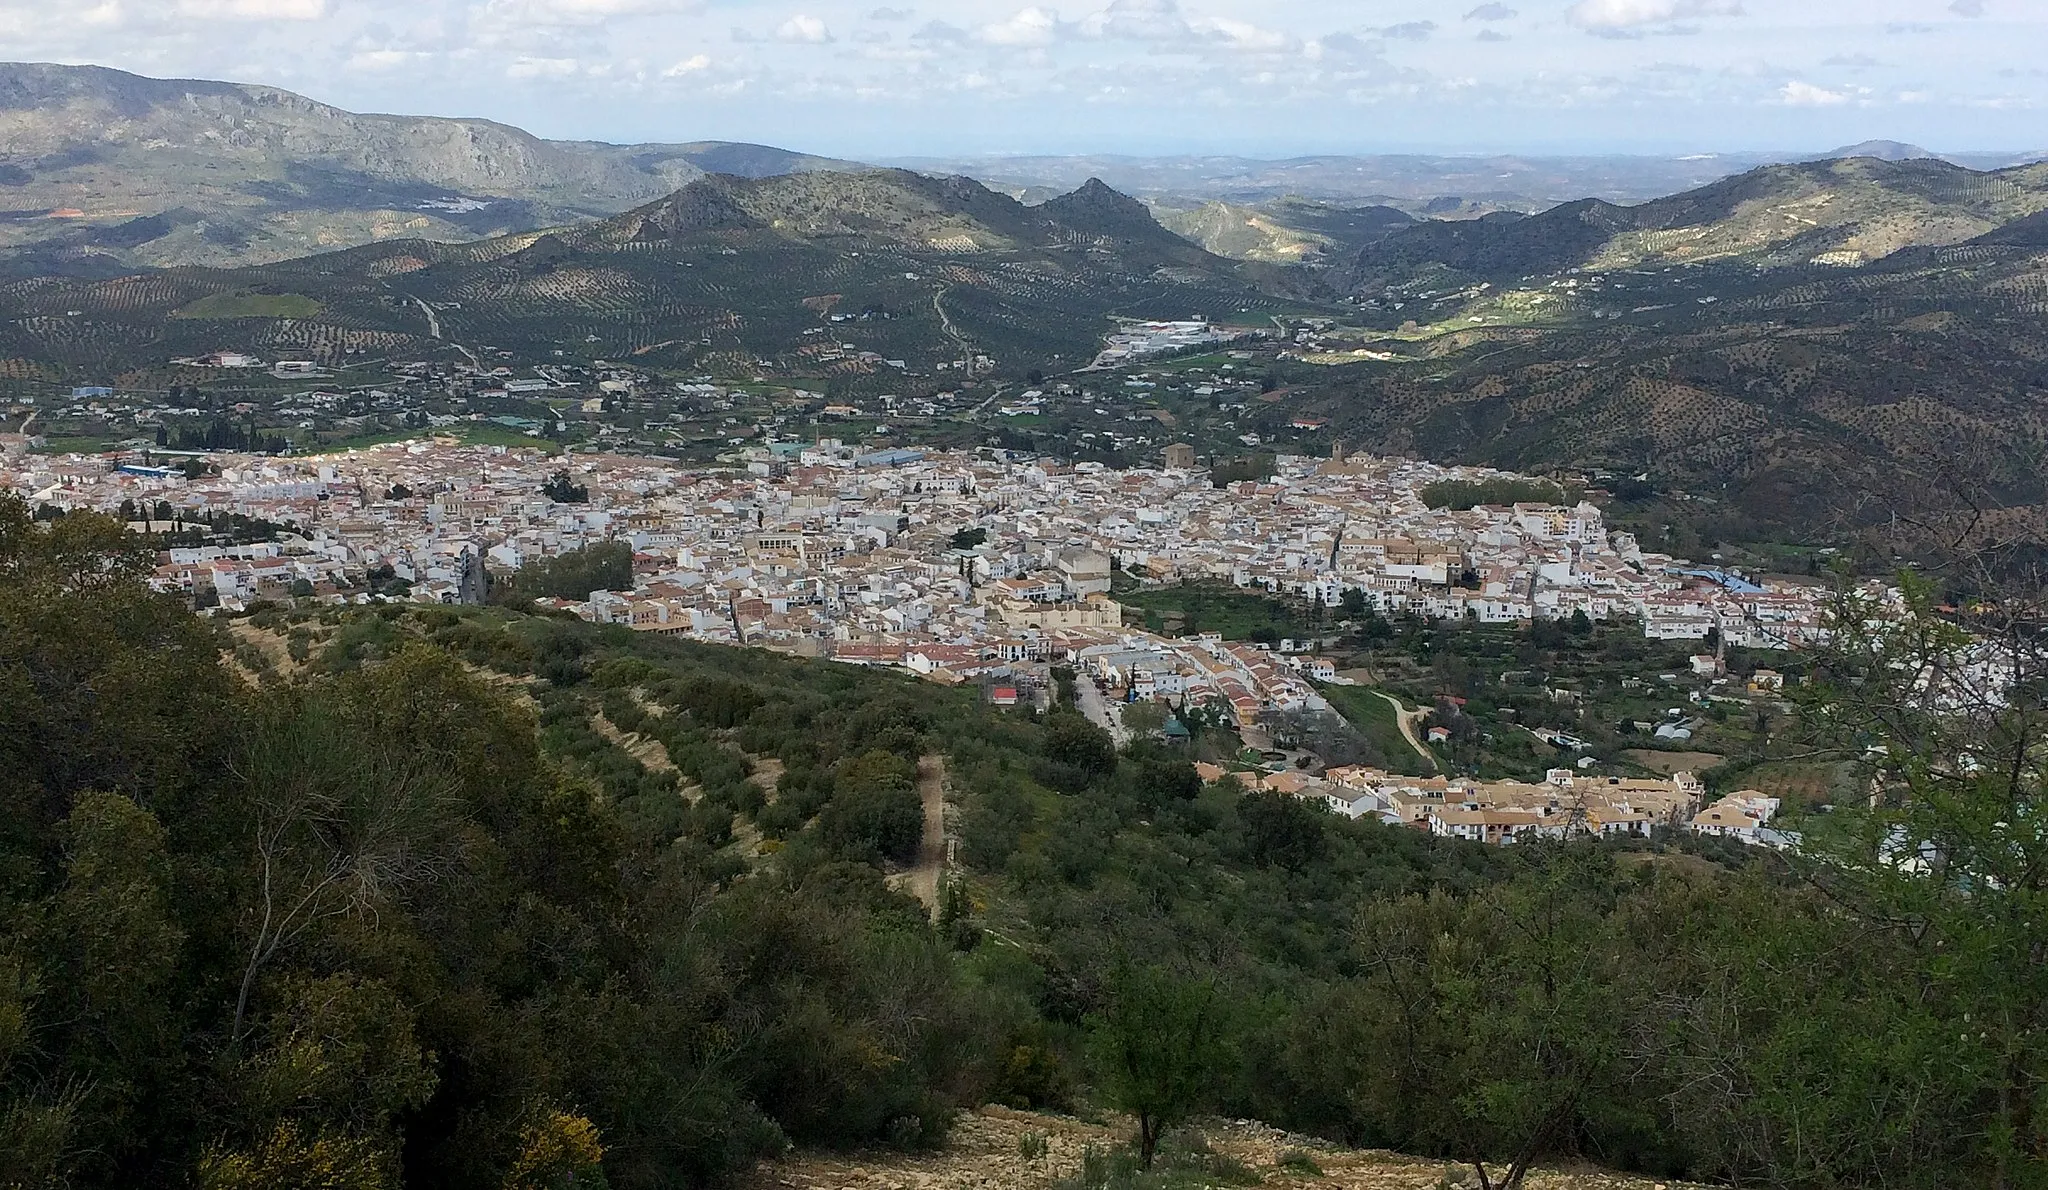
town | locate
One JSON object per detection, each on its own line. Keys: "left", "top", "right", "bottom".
{"left": 4, "top": 431, "right": 1831, "bottom": 849}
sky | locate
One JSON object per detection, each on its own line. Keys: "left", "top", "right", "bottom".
{"left": 4, "top": 0, "right": 2044, "bottom": 157}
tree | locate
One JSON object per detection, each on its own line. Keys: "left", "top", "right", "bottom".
{"left": 1785, "top": 570, "right": 2048, "bottom": 1188}
{"left": 1086, "top": 965, "right": 1226, "bottom": 1168}
{"left": 1351, "top": 852, "right": 1639, "bottom": 1190}
{"left": 1043, "top": 713, "right": 1115, "bottom": 779}
{"left": 1121, "top": 700, "right": 1167, "bottom": 737}
{"left": 949, "top": 526, "right": 987, "bottom": 551}
{"left": 506, "top": 542, "right": 634, "bottom": 601}
{"left": 225, "top": 652, "right": 472, "bottom": 1045}
{"left": 820, "top": 749, "right": 922, "bottom": 864}
{"left": 541, "top": 470, "right": 588, "bottom": 504}
{"left": 1238, "top": 789, "right": 1327, "bottom": 869}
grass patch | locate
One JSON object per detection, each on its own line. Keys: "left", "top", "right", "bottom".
{"left": 1116, "top": 581, "right": 1326, "bottom": 642}
{"left": 34, "top": 434, "right": 116, "bottom": 455}
{"left": 1319, "top": 684, "right": 1435, "bottom": 776}
{"left": 172, "top": 291, "right": 323, "bottom": 320}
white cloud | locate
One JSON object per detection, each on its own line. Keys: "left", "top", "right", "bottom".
{"left": 1381, "top": 21, "right": 1436, "bottom": 41}
{"left": 348, "top": 48, "right": 433, "bottom": 71}
{"left": 480, "top": 0, "right": 695, "bottom": 27}
{"left": 507, "top": 55, "right": 583, "bottom": 77}
{"left": 663, "top": 52, "right": 710, "bottom": 75}
{"left": 1077, "top": 0, "right": 1190, "bottom": 42}
{"left": 1566, "top": 0, "right": 1742, "bottom": 32}
{"left": 1198, "top": 17, "right": 1293, "bottom": 53}
{"left": 1779, "top": 79, "right": 1849, "bottom": 105}
{"left": 175, "top": 0, "right": 326, "bottom": 18}
{"left": 1464, "top": 3, "right": 1516, "bottom": 18}
{"left": 867, "top": 5, "right": 913, "bottom": 19}
{"left": 978, "top": 7, "right": 1060, "bottom": 47}
{"left": 1950, "top": 0, "right": 1985, "bottom": 15}
{"left": 911, "top": 19, "right": 968, "bottom": 42}
{"left": 774, "top": 13, "right": 833, "bottom": 43}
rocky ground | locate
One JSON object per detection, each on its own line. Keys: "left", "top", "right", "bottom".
{"left": 736, "top": 1107, "right": 1702, "bottom": 1190}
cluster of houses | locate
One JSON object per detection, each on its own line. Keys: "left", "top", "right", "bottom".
{"left": 1211, "top": 763, "right": 1791, "bottom": 848}
{"left": 4, "top": 437, "right": 1837, "bottom": 693}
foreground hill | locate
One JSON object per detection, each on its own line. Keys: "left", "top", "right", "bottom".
{"left": 0, "top": 62, "right": 860, "bottom": 272}
{"left": 738, "top": 1106, "right": 1706, "bottom": 1190}
{"left": 6, "top": 500, "right": 2046, "bottom": 1187}
{"left": 0, "top": 169, "right": 1296, "bottom": 376}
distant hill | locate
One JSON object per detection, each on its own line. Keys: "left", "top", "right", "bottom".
{"left": 1823, "top": 140, "right": 1943, "bottom": 162}
{"left": 1153, "top": 198, "right": 1413, "bottom": 263}
{"left": 0, "top": 62, "right": 862, "bottom": 272}
{"left": 1284, "top": 155, "right": 2048, "bottom": 544}
{"left": 1345, "top": 156, "right": 2048, "bottom": 287}
{"left": 0, "top": 170, "right": 1299, "bottom": 378}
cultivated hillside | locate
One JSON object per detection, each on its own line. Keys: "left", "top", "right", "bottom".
{"left": 1154, "top": 198, "right": 1413, "bottom": 263}
{"left": 1286, "top": 158, "right": 2048, "bottom": 542}
{"left": 1346, "top": 156, "right": 2048, "bottom": 287}
{"left": 0, "top": 170, "right": 1296, "bottom": 377}
{"left": 0, "top": 62, "right": 859, "bottom": 271}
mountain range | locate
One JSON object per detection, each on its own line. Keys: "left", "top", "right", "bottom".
{"left": 7, "top": 60, "right": 2048, "bottom": 547}
{"left": 0, "top": 168, "right": 1291, "bottom": 380}
{"left": 7, "top": 61, "right": 2044, "bottom": 278}
{"left": 0, "top": 62, "right": 858, "bottom": 273}
{"left": 1276, "top": 155, "right": 2048, "bottom": 545}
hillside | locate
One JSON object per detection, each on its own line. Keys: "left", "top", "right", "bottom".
{"left": 0, "top": 62, "right": 859, "bottom": 272}
{"left": 1154, "top": 199, "right": 1413, "bottom": 263}
{"left": 1240, "top": 156, "right": 2048, "bottom": 542}
{"left": 5, "top": 496, "right": 2047, "bottom": 1188}
{"left": 0, "top": 169, "right": 1295, "bottom": 377}
{"left": 736, "top": 1106, "right": 1708, "bottom": 1190}
{"left": 1346, "top": 156, "right": 2048, "bottom": 286}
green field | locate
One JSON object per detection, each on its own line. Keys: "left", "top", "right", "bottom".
{"left": 1319, "top": 683, "right": 1436, "bottom": 776}
{"left": 1115, "top": 580, "right": 1329, "bottom": 641}
{"left": 170, "top": 291, "right": 324, "bottom": 320}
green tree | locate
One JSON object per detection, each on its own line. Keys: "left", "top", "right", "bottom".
{"left": 1042, "top": 713, "right": 1115, "bottom": 783}
{"left": 1780, "top": 572, "right": 2048, "bottom": 1188}
{"left": 541, "top": 470, "right": 588, "bottom": 503}
{"left": 1086, "top": 965, "right": 1226, "bottom": 1168}
{"left": 506, "top": 542, "right": 635, "bottom": 601}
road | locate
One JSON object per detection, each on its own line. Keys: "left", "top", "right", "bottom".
{"left": 1377, "top": 691, "right": 1437, "bottom": 771}
{"left": 1073, "top": 679, "right": 1129, "bottom": 747}
{"left": 411, "top": 295, "right": 442, "bottom": 339}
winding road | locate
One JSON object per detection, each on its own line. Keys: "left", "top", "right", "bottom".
{"left": 1377, "top": 691, "right": 1438, "bottom": 771}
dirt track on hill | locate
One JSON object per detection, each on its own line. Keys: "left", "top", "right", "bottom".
{"left": 734, "top": 1106, "right": 1700, "bottom": 1190}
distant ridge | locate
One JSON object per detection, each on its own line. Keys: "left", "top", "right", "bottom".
{"left": 0, "top": 61, "right": 864, "bottom": 271}
{"left": 1346, "top": 154, "right": 2048, "bottom": 285}
{"left": 1823, "top": 140, "right": 1944, "bottom": 162}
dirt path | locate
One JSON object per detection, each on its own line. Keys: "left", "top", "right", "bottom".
{"left": 1378, "top": 691, "right": 1438, "bottom": 771}
{"left": 896, "top": 754, "right": 949, "bottom": 915}
{"left": 594, "top": 712, "right": 678, "bottom": 777}
{"left": 734, "top": 1105, "right": 1699, "bottom": 1190}
{"left": 226, "top": 620, "right": 296, "bottom": 679}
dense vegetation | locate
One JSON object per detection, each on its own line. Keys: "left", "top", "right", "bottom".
{"left": 1419, "top": 477, "right": 1574, "bottom": 512}
{"left": 500, "top": 541, "right": 634, "bottom": 602}
{"left": 3, "top": 495, "right": 2045, "bottom": 1189}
